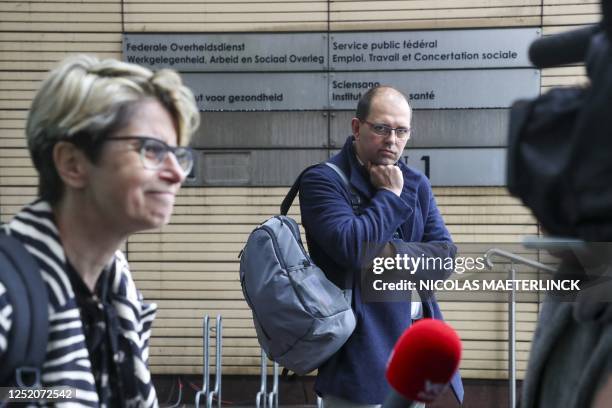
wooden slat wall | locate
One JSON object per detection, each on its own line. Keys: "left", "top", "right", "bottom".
{"left": 330, "top": 0, "right": 542, "bottom": 31}
{"left": 0, "top": 0, "right": 601, "bottom": 380}
{"left": 123, "top": 0, "right": 328, "bottom": 32}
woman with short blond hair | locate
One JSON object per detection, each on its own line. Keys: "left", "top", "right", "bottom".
{"left": 0, "top": 54, "right": 199, "bottom": 406}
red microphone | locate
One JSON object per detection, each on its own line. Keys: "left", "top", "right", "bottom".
{"left": 384, "top": 319, "right": 462, "bottom": 407}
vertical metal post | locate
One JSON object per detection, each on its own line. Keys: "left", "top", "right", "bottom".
{"left": 267, "top": 361, "right": 279, "bottom": 408}
{"left": 195, "top": 315, "right": 222, "bottom": 408}
{"left": 208, "top": 315, "right": 223, "bottom": 408}
{"left": 218, "top": 316, "right": 223, "bottom": 408}
{"left": 195, "top": 315, "right": 210, "bottom": 408}
{"left": 485, "top": 247, "right": 555, "bottom": 408}
{"left": 256, "top": 349, "right": 267, "bottom": 408}
{"left": 508, "top": 264, "right": 517, "bottom": 408}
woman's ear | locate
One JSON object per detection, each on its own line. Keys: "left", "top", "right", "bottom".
{"left": 52, "top": 141, "right": 90, "bottom": 189}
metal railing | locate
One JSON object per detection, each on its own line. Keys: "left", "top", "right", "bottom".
{"left": 195, "top": 314, "right": 223, "bottom": 408}
{"left": 193, "top": 313, "right": 282, "bottom": 408}
{"left": 483, "top": 246, "right": 556, "bottom": 408}
{"left": 256, "top": 349, "right": 279, "bottom": 408}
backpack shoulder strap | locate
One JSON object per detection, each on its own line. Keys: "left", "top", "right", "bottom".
{"left": 325, "top": 162, "right": 362, "bottom": 212}
{"left": 280, "top": 163, "right": 320, "bottom": 215}
{"left": 320, "top": 162, "right": 358, "bottom": 303}
{"left": 279, "top": 161, "right": 361, "bottom": 301}
{"left": 280, "top": 162, "right": 362, "bottom": 215}
{"left": 0, "top": 233, "right": 48, "bottom": 387}
{"left": 324, "top": 162, "right": 348, "bottom": 185}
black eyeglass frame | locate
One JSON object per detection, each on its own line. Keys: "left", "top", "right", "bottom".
{"left": 362, "top": 120, "right": 411, "bottom": 140}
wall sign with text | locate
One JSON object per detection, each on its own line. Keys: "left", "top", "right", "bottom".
{"left": 326, "top": 148, "right": 508, "bottom": 186}
{"left": 182, "top": 70, "right": 538, "bottom": 111}
{"left": 402, "top": 148, "right": 507, "bottom": 186}
{"left": 329, "top": 29, "right": 537, "bottom": 70}
{"left": 124, "top": 29, "right": 539, "bottom": 186}
{"left": 123, "top": 28, "right": 540, "bottom": 111}
{"left": 124, "top": 33, "right": 327, "bottom": 72}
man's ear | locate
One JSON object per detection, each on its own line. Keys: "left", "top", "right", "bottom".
{"left": 52, "top": 141, "right": 90, "bottom": 189}
{"left": 351, "top": 118, "right": 361, "bottom": 140}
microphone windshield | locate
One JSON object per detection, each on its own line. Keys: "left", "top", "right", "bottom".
{"left": 385, "top": 319, "right": 461, "bottom": 402}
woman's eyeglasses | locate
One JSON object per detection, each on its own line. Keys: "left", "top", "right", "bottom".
{"left": 109, "top": 136, "right": 194, "bottom": 175}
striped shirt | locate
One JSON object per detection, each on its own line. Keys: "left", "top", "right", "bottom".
{"left": 0, "top": 200, "right": 158, "bottom": 407}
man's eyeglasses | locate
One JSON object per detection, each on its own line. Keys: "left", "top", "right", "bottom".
{"left": 109, "top": 136, "right": 194, "bottom": 175}
{"left": 363, "top": 120, "right": 411, "bottom": 140}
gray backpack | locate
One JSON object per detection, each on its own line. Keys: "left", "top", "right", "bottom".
{"left": 239, "top": 163, "right": 357, "bottom": 375}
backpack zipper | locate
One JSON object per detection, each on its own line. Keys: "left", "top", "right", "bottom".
{"left": 259, "top": 225, "right": 288, "bottom": 270}
{"left": 276, "top": 217, "right": 311, "bottom": 266}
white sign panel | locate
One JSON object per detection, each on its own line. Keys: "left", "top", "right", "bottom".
{"left": 182, "top": 73, "right": 328, "bottom": 111}
{"left": 124, "top": 28, "right": 540, "bottom": 111}
{"left": 403, "top": 148, "right": 507, "bottom": 186}
{"left": 330, "top": 69, "right": 539, "bottom": 109}
{"left": 124, "top": 33, "right": 327, "bottom": 71}
{"left": 182, "top": 69, "right": 537, "bottom": 111}
{"left": 330, "top": 28, "right": 539, "bottom": 70}
{"left": 124, "top": 28, "right": 537, "bottom": 72}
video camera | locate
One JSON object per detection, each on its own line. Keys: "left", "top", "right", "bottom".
{"left": 507, "top": 1, "right": 612, "bottom": 241}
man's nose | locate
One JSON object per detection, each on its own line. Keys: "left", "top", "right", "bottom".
{"left": 383, "top": 130, "right": 398, "bottom": 143}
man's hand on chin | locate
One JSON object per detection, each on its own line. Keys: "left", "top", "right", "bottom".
{"left": 367, "top": 162, "right": 403, "bottom": 196}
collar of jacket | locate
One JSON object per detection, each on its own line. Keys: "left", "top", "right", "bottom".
{"left": 5, "top": 199, "right": 156, "bottom": 336}
{"left": 5, "top": 200, "right": 158, "bottom": 407}
{"left": 331, "top": 135, "right": 375, "bottom": 199}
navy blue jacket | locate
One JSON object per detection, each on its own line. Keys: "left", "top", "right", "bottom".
{"left": 299, "top": 136, "right": 464, "bottom": 404}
